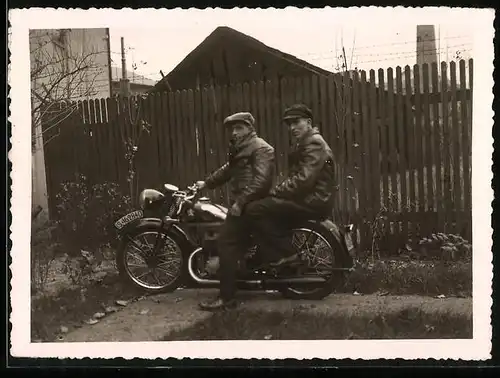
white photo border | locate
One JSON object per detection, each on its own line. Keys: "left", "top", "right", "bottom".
{"left": 8, "top": 6, "right": 495, "bottom": 360}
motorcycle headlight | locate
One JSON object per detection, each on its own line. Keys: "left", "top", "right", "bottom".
{"left": 138, "top": 189, "right": 165, "bottom": 210}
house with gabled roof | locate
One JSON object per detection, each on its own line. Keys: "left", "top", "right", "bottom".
{"left": 151, "top": 26, "right": 335, "bottom": 92}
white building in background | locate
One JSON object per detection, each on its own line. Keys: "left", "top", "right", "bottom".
{"left": 30, "top": 28, "right": 112, "bottom": 218}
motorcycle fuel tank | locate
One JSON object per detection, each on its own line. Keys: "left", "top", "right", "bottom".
{"left": 193, "top": 198, "right": 228, "bottom": 221}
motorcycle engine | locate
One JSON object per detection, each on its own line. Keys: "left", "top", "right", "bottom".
{"left": 200, "top": 228, "right": 220, "bottom": 276}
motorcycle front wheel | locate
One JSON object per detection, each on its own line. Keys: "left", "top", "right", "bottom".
{"left": 279, "top": 223, "right": 350, "bottom": 300}
{"left": 116, "top": 227, "right": 186, "bottom": 293}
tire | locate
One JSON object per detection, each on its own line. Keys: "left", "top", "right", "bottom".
{"left": 279, "top": 222, "right": 351, "bottom": 300}
{"left": 116, "top": 226, "right": 189, "bottom": 294}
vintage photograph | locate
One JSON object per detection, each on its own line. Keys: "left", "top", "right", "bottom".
{"left": 9, "top": 7, "right": 493, "bottom": 360}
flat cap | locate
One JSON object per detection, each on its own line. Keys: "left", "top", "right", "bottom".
{"left": 282, "top": 104, "right": 313, "bottom": 121}
{"left": 223, "top": 112, "right": 255, "bottom": 127}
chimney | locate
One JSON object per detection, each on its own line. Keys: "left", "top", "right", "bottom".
{"left": 416, "top": 25, "right": 439, "bottom": 90}
{"left": 416, "top": 25, "right": 438, "bottom": 67}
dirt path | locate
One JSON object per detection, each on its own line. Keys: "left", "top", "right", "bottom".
{"left": 59, "top": 289, "right": 472, "bottom": 343}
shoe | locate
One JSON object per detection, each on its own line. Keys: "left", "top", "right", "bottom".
{"left": 198, "top": 297, "right": 238, "bottom": 312}
{"left": 269, "top": 254, "right": 299, "bottom": 268}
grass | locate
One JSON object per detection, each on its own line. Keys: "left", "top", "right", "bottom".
{"left": 162, "top": 306, "right": 472, "bottom": 340}
{"left": 30, "top": 272, "right": 143, "bottom": 342}
{"left": 341, "top": 259, "right": 472, "bottom": 297}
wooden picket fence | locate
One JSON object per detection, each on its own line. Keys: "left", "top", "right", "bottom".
{"left": 42, "top": 59, "right": 473, "bottom": 255}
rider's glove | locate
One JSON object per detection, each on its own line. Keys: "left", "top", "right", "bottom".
{"left": 229, "top": 202, "right": 243, "bottom": 217}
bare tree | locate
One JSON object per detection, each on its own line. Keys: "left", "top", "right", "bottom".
{"left": 30, "top": 29, "right": 108, "bottom": 151}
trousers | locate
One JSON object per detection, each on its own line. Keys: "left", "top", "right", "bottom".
{"left": 217, "top": 213, "right": 251, "bottom": 301}
{"left": 245, "top": 196, "right": 322, "bottom": 261}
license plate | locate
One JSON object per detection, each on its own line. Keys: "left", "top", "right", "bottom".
{"left": 114, "top": 210, "right": 144, "bottom": 230}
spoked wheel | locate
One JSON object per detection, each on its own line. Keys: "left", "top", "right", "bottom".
{"left": 116, "top": 228, "right": 185, "bottom": 293}
{"left": 279, "top": 223, "right": 347, "bottom": 300}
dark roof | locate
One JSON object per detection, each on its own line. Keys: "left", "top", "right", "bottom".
{"left": 153, "top": 26, "right": 334, "bottom": 91}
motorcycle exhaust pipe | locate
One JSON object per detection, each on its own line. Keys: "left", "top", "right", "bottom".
{"left": 264, "top": 277, "right": 327, "bottom": 285}
{"left": 187, "top": 248, "right": 219, "bottom": 285}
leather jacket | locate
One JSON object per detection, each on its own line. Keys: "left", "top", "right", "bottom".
{"left": 272, "top": 127, "right": 336, "bottom": 213}
{"left": 205, "top": 132, "right": 275, "bottom": 208}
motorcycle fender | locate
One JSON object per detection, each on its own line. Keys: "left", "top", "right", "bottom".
{"left": 316, "top": 219, "right": 343, "bottom": 242}
{"left": 308, "top": 219, "right": 355, "bottom": 259}
{"left": 117, "top": 217, "right": 195, "bottom": 247}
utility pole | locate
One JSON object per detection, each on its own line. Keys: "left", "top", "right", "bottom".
{"left": 120, "top": 37, "right": 130, "bottom": 97}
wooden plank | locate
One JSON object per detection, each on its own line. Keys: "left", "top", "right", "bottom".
{"left": 441, "top": 62, "right": 451, "bottom": 233}
{"left": 386, "top": 68, "right": 399, "bottom": 215}
{"left": 93, "top": 99, "right": 105, "bottom": 183}
{"left": 193, "top": 87, "right": 206, "bottom": 179}
{"left": 302, "top": 75, "right": 312, "bottom": 110}
{"left": 421, "top": 64, "right": 435, "bottom": 217}
{"left": 311, "top": 75, "right": 320, "bottom": 130}
{"left": 104, "top": 98, "right": 118, "bottom": 184}
{"left": 319, "top": 75, "right": 329, "bottom": 148}
{"left": 150, "top": 93, "right": 162, "bottom": 187}
{"left": 98, "top": 98, "right": 110, "bottom": 182}
{"left": 243, "top": 81, "right": 251, "bottom": 111}
{"left": 235, "top": 83, "right": 244, "bottom": 112}
{"left": 460, "top": 60, "right": 472, "bottom": 241}
{"left": 271, "top": 77, "right": 284, "bottom": 177}
{"left": 76, "top": 101, "right": 90, "bottom": 182}
{"left": 278, "top": 77, "right": 290, "bottom": 178}
{"left": 202, "top": 87, "right": 217, "bottom": 200}
{"left": 216, "top": 84, "right": 227, "bottom": 204}
{"left": 174, "top": 90, "right": 186, "bottom": 187}
{"left": 351, "top": 71, "right": 365, "bottom": 241}
{"left": 332, "top": 74, "right": 345, "bottom": 219}
{"left": 413, "top": 65, "right": 425, "bottom": 224}
{"left": 200, "top": 87, "right": 212, "bottom": 175}
{"left": 160, "top": 91, "right": 173, "bottom": 181}
{"left": 264, "top": 79, "right": 276, "bottom": 168}
{"left": 342, "top": 72, "right": 355, "bottom": 219}
{"left": 358, "top": 71, "right": 372, "bottom": 248}
{"left": 368, "top": 70, "right": 380, "bottom": 217}
{"left": 430, "top": 63, "right": 444, "bottom": 232}
{"left": 249, "top": 82, "right": 258, "bottom": 134}
{"left": 167, "top": 91, "right": 179, "bottom": 186}
{"left": 404, "top": 66, "right": 416, "bottom": 216}
{"left": 395, "top": 67, "right": 408, "bottom": 242}
{"left": 214, "top": 84, "right": 228, "bottom": 204}
{"left": 116, "top": 97, "right": 129, "bottom": 191}
{"left": 323, "top": 76, "right": 334, "bottom": 155}
{"left": 134, "top": 96, "right": 147, "bottom": 189}
{"left": 378, "top": 69, "right": 389, "bottom": 210}
{"left": 449, "top": 61, "right": 462, "bottom": 236}
{"left": 257, "top": 80, "right": 267, "bottom": 141}
{"left": 86, "top": 100, "right": 98, "bottom": 184}
{"left": 187, "top": 89, "right": 199, "bottom": 185}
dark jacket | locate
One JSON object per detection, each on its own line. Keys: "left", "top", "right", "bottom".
{"left": 272, "top": 127, "right": 336, "bottom": 213}
{"left": 205, "top": 132, "right": 275, "bottom": 208}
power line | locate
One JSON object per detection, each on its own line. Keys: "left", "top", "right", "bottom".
{"left": 296, "top": 34, "right": 473, "bottom": 57}
{"left": 302, "top": 42, "right": 472, "bottom": 61}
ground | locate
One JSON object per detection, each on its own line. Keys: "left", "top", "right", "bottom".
{"left": 49, "top": 289, "right": 471, "bottom": 342}
{"left": 31, "top": 255, "right": 472, "bottom": 343}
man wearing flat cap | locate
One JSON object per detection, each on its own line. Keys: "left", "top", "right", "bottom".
{"left": 196, "top": 111, "right": 275, "bottom": 311}
{"left": 246, "top": 104, "right": 336, "bottom": 267}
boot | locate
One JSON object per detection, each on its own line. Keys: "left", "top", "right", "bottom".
{"left": 198, "top": 297, "right": 238, "bottom": 312}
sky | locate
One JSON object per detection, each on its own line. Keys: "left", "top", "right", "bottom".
{"left": 107, "top": 8, "right": 474, "bottom": 84}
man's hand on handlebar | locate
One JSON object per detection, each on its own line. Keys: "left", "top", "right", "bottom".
{"left": 194, "top": 181, "right": 206, "bottom": 190}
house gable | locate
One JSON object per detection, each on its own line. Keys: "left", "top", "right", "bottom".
{"left": 152, "top": 26, "right": 333, "bottom": 92}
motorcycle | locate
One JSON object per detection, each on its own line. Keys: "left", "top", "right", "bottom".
{"left": 114, "top": 182, "right": 357, "bottom": 300}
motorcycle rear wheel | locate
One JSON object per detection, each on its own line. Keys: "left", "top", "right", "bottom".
{"left": 116, "top": 227, "right": 186, "bottom": 293}
{"left": 279, "top": 223, "right": 349, "bottom": 300}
